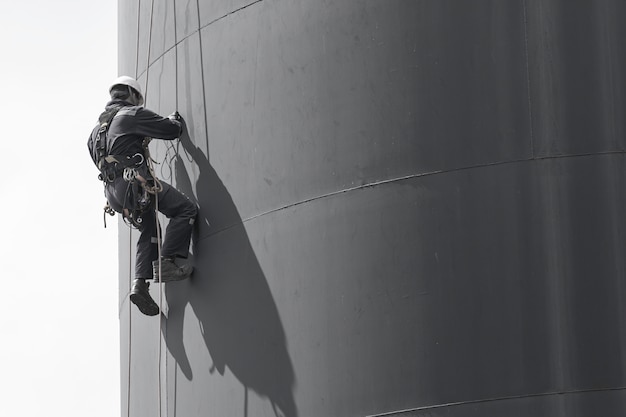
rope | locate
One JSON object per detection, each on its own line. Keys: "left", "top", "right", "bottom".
{"left": 141, "top": 1, "right": 166, "bottom": 416}
{"left": 142, "top": 124, "right": 166, "bottom": 417}
{"left": 174, "top": 0, "right": 179, "bottom": 111}
{"left": 128, "top": 0, "right": 143, "bottom": 413}
{"left": 154, "top": 173, "right": 164, "bottom": 417}
{"left": 158, "top": 1, "right": 179, "bottom": 409}
{"left": 144, "top": 0, "right": 156, "bottom": 105}
{"left": 126, "top": 224, "right": 133, "bottom": 417}
{"left": 128, "top": 0, "right": 179, "bottom": 414}
{"left": 134, "top": 0, "right": 142, "bottom": 80}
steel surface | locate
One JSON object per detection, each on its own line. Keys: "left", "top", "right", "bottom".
{"left": 117, "top": 1, "right": 626, "bottom": 416}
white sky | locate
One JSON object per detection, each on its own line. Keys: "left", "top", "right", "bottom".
{"left": 0, "top": 1, "right": 120, "bottom": 416}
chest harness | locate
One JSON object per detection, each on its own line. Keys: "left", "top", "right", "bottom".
{"left": 92, "top": 108, "right": 161, "bottom": 228}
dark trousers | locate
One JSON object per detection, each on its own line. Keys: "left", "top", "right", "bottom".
{"left": 106, "top": 179, "right": 198, "bottom": 279}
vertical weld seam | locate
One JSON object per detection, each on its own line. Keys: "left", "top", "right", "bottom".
{"left": 522, "top": 0, "right": 535, "bottom": 158}
{"left": 126, "top": 229, "right": 133, "bottom": 417}
{"left": 173, "top": 363, "right": 178, "bottom": 416}
{"left": 134, "top": 0, "right": 142, "bottom": 77}
{"left": 144, "top": 0, "right": 156, "bottom": 103}
{"left": 196, "top": 0, "right": 210, "bottom": 155}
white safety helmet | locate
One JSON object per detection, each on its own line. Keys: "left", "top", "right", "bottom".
{"left": 109, "top": 75, "right": 144, "bottom": 106}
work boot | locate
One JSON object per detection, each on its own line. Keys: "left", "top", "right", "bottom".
{"left": 130, "top": 279, "right": 159, "bottom": 316}
{"left": 152, "top": 258, "right": 193, "bottom": 282}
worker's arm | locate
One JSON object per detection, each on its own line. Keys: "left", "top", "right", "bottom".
{"left": 119, "top": 106, "right": 182, "bottom": 140}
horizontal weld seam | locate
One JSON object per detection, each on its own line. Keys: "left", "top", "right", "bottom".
{"left": 197, "top": 151, "right": 626, "bottom": 241}
{"left": 366, "top": 386, "right": 626, "bottom": 417}
{"left": 137, "top": 0, "right": 264, "bottom": 79}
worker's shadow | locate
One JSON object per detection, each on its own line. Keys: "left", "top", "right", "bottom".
{"left": 161, "top": 127, "right": 298, "bottom": 417}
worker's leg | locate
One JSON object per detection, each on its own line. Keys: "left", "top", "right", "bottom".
{"left": 149, "top": 181, "right": 197, "bottom": 282}
{"left": 129, "top": 196, "right": 161, "bottom": 316}
{"left": 156, "top": 182, "right": 198, "bottom": 259}
{"left": 135, "top": 206, "right": 160, "bottom": 279}
{"left": 105, "top": 178, "right": 160, "bottom": 316}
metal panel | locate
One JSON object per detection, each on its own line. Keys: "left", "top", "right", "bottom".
{"left": 143, "top": 46, "right": 177, "bottom": 115}
{"left": 201, "top": 0, "right": 532, "bottom": 222}
{"left": 174, "top": 0, "right": 200, "bottom": 41}
{"left": 146, "top": 0, "right": 175, "bottom": 66}
{"left": 117, "top": 0, "right": 139, "bottom": 77}
{"left": 526, "top": 0, "right": 626, "bottom": 156}
{"left": 159, "top": 155, "right": 626, "bottom": 417}
{"left": 117, "top": 0, "right": 626, "bottom": 416}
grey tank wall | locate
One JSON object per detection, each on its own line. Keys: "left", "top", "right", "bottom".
{"left": 117, "top": 1, "right": 626, "bottom": 416}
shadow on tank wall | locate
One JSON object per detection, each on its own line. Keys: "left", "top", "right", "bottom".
{"left": 160, "top": 126, "right": 298, "bottom": 417}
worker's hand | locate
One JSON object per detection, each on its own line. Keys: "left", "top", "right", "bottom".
{"left": 169, "top": 111, "right": 186, "bottom": 138}
{"left": 168, "top": 111, "right": 182, "bottom": 122}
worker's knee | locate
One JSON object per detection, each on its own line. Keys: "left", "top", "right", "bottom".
{"left": 178, "top": 195, "right": 198, "bottom": 220}
{"left": 185, "top": 200, "right": 198, "bottom": 220}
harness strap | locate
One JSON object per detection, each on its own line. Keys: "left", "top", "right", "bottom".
{"left": 92, "top": 108, "right": 121, "bottom": 165}
{"left": 97, "top": 153, "right": 145, "bottom": 182}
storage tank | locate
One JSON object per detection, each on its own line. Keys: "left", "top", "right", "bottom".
{"left": 117, "top": 1, "right": 626, "bottom": 416}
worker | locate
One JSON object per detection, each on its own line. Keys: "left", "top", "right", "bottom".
{"left": 88, "top": 75, "right": 198, "bottom": 316}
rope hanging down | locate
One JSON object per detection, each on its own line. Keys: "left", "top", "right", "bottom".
{"left": 126, "top": 0, "right": 167, "bottom": 415}
{"left": 141, "top": 1, "right": 167, "bottom": 416}
{"left": 126, "top": 0, "right": 183, "bottom": 414}
{"left": 147, "top": 144, "right": 166, "bottom": 417}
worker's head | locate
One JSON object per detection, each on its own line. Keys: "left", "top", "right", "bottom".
{"left": 109, "top": 76, "right": 144, "bottom": 106}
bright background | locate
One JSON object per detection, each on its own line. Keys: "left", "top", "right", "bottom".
{"left": 0, "top": 1, "right": 120, "bottom": 416}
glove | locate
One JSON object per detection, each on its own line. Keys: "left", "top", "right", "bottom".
{"left": 168, "top": 111, "right": 182, "bottom": 121}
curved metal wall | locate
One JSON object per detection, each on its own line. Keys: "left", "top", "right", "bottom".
{"left": 117, "top": 1, "right": 626, "bottom": 416}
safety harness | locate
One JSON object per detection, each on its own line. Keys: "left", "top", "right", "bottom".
{"left": 89, "top": 107, "right": 156, "bottom": 228}
{"left": 90, "top": 108, "right": 142, "bottom": 181}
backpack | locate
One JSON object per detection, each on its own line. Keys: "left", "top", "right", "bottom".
{"left": 88, "top": 107, "right": 121, "bottom": 181}
{"left": 88, "top": 107, "right": 145, "bottom": 183}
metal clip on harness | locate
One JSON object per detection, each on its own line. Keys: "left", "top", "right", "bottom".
{"left": 103, "top": 202, "right": 116, "bottom": 228}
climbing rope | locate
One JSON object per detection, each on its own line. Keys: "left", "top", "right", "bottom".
{"left": 174, "top": 0, "right": 179, "bottom": 112}
{"left": 140, "top": 0, "right": 167, "bottom": 415}
{"left": 127, "top": 0, "right": 185, "bottom": 414}
{"left": 151, "top": 160, "right": 165, "bottom": 417}
{"left": 127, "top": 0, "right": 143, "bottom": 413}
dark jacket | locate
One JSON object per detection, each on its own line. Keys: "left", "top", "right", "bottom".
{"left": 88, "top": 99, "right": 182, "bottom": 165}
{"left": 88, "top": 100, "right": 183, "bottom": 214}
